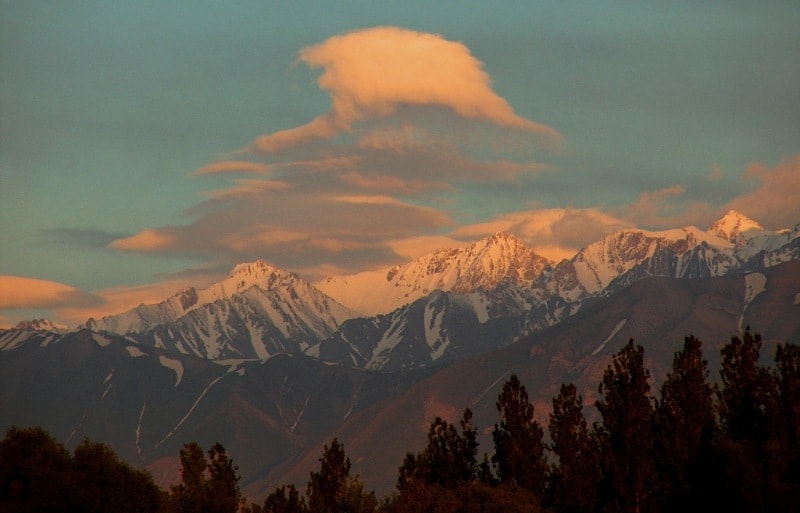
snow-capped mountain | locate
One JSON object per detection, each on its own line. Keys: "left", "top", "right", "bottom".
{"left": 308, "top": 289, "right": 523, "bottom": 371}
{"left": 13, "top": 318, "right": 70, "bottom": 333}
{"left": 84, "top": 261, "right": 359, "bottom": 359}
{"left": 24, "top": 210, "right": 798, "bottom": 367}
{"left": 543, "top": 210, "right": 800, "bottom": 301}
{"left": 314, "top": 232, "right": 553, "bottom": 316}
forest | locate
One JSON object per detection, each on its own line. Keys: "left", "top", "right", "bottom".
{"left": 1, "top": 328, "right": 798, "bottom": 513}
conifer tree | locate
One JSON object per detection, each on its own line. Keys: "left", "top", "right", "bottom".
{"left": 491, "top": 375, "right": 547, "bottom": 498}
{"left": 594, "top": 339, "right": 658, "bottom": 513}
{"left": 547, "top": 383, "right": 598, "bottom": 513}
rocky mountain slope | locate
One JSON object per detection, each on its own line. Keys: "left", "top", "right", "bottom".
{"left": 83, "top": 261, "right": 359, "bottom": 359}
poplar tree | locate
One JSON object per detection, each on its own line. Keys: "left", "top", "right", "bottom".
{"left": 491, "top": 374, "right": 547, "bottom": 498}
{"left": 547, "top": 383, "right": 598, "bottom": 513}
{"left": 653, "top": 335, "right": 715, "bottom": 512}
{"left": 594, "top": 340, "right": 658, "bottom": 513}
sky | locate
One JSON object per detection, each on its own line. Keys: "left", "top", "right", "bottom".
{"left": 1, "top": 1, "right": 799, "bottom": 327}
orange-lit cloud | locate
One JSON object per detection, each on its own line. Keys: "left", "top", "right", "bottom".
{"left": 0, "top": 276, "right": 103, "bottom": 310}
{"left": 109, "top": 229, "right": 176, "bottom": 252}
{"left": 452, "top": 208, "right": 634, "bottom": 261}
{"left": 252, "top": 27, "right": 563, "bottom": 152}
{"left": 194, "top": 161, "right": 274, "bottom": 176}
{"left": 204, "top": 179, "right": 292, "bottom": 201}
{"left": 723, "top": 155, "right": 800, "bottom": 229}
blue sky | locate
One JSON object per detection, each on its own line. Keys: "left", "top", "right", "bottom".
{"left": 1, "top": 1, "right": 799, "bottom": 326}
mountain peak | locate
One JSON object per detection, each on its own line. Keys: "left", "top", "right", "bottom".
{"left": 13, "top": 318, "right": 69, "bottom": 332}
{"left": 708, "top": 210, "right": 764, "bottom": 241}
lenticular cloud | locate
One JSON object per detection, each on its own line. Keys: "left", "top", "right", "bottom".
{"left": 253, "top": 26, "right": 562, "bottom": 152}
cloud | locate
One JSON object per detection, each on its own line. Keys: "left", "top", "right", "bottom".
{"left": 251, "top": 26, "right": 563, "bottom": 152}
{"left": 0, "top": 276, "right": 103, "bottom": 310}
{"left": 452, "top": 208, "right": 634, "bottom": 262}
{"left": 109, "top": 229, "right": 176, "bottom": 252}
{"left": 203, "top": 179, "right": 292, "bottom": 201}
{"left": 723, "top": 155, "right": 800, "bottom": 229}
{"left": 43, "top": 227, "right": 131, "bottom": 249}
{"left": 194, "top": 161, "right": 274, "bottom": 176}
{"left": 106, "top": 27, "right": 562, "bottom": 278}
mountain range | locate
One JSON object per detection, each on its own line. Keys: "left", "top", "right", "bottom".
{"left": 2, "top": 210, "right": 800, "bottom": 498}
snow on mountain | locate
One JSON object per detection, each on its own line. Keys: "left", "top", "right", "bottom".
{"left": 84, "top": 260, "right": 360, "bottom": 359}
{"left": 314, "top": 232, "right": 553, "bottom": 316}
{"left": 13, "top": 318, "right": 70, "bottom": 333}
{"left": 45, "top": 211, "right": 799, "bottom": 368}
{"left": 708, "top": 210, "right": 765, "bottom": 242}
{"left": 545, "top": 211, "right": 799, "bottom": 301}
{"left": 310, "top": 289, "right": 523, "bottom": 371}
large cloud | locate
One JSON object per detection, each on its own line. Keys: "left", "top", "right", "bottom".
{"left": 252, "top": 26, "right": 563, "bottom": 153}
{"left": 108, "top": 27, "right": 562, "bottom": 276}
{"left": 0, "top": 276, "right": 103, "bottom": 310}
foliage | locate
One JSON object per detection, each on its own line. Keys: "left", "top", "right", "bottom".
{"left": 492, "top": 374, "right": 547, "bottom": 497}
{"left": 168, "top": 441, "right": 242, "bottom": 513}
{"left": 594, "top": 339, "right": 658, "bottom": 513}
{"left": 547, "top": 383, "right": 598, "bottom": 513}
{"left": 0, "top": 426, "right": 163, "bottom": 513}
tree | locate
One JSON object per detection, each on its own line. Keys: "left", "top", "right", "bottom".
{"left": 594, "top": 339, "right": 658, "bottom": 513}
{"left": 764, "top": 342, "right": 800, "bottom": 511}
{"left": 0, "top": 426, "right": 74, "bottom": 513}
{"left": 491, "top": 375, "right": 547, "bottom": 498}
{"left": 263, "top": 484, "right": 306, "bottom": 513}
{"left": 653, "top": 335, "right": 715, "bottom": 511}
{"left": 169, "top": 442, "right": 241, "bottom": 513}
{"left": 397, "top": 409, "right": 478, "bottom": 490}
{"left": 547, "top": 383, "right": 599, "bottom": 513}
{"left": 718, "top": 328, "right": 776, "bottom": 443}
{"left": 714, "top": 329, "right": 780, "bottom": 512}
{"left": 71, "top": 439, "right": 164, "bottom": 513}
{"left": 306, "top": 438, "right": 374, "bottom": 513}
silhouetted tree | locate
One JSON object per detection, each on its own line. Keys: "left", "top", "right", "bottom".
{"left": 491, "top": 374, "right": 547, "bottom": 499}
{"left": 653, "top": 335, "right": 715, "bottom": 512}
{"left": 718, "top": 328, "right": 776, "bottom": 443}
{"left": 306, "top": 438, "right": 374, "bottom": 513}
{"left": 169, "top": 442, "right": 241, "bottom": 513}
{"left": 263, "top": 484, "right": 306, "bottom": 513}
{"left": 397, "top": 409, "right": 478, "bottom": 490}
{"left": 71, "top": 439, "right": 164, "bottom": 513}
{"left": 764, "top": 342, "right": 800, "bottom": 511}
{"left": 594, "top": 340, "right": 658, "bottom": 513}
{"left": 0, "top": 426, "right": 74, "bottom": 513}
{"left": 547, "top": 383, "right": 599, "bottom": 513}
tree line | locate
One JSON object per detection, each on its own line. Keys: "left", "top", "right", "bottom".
{"left": 1, "top": 328, "right": 798, "bottom": 512}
